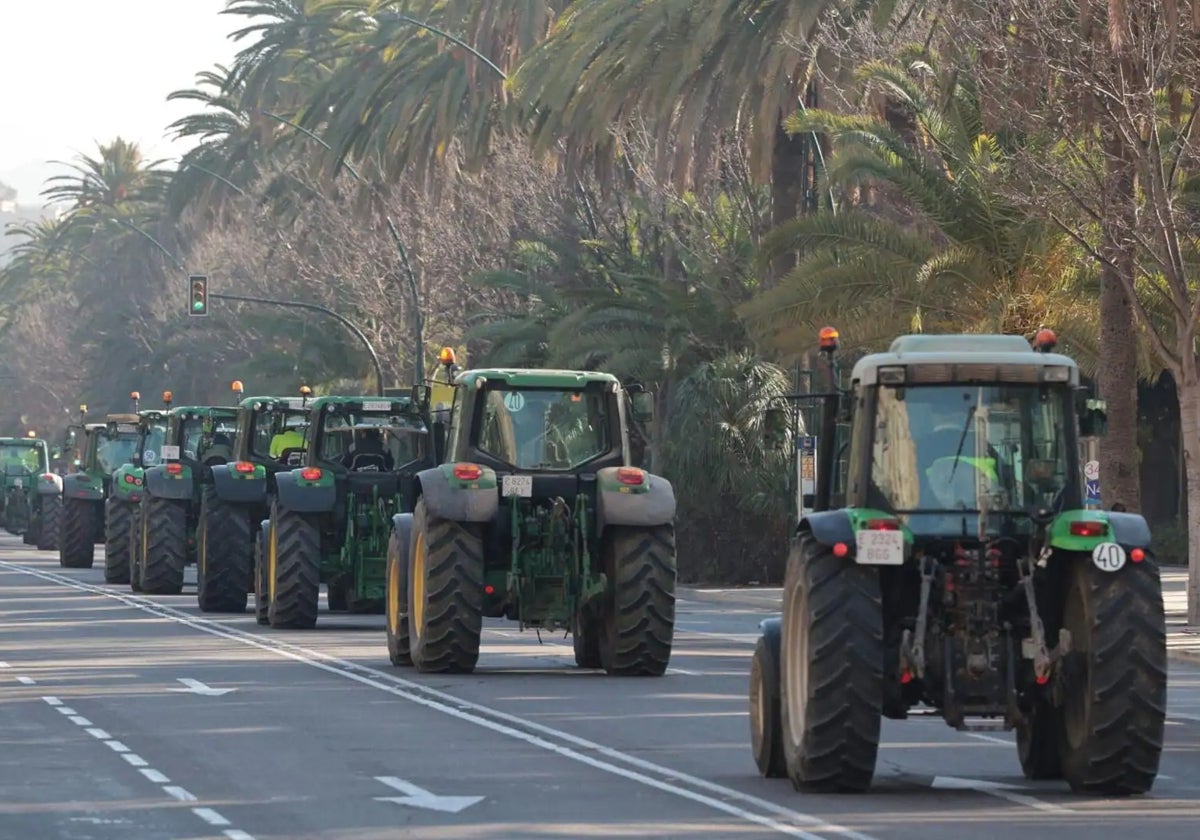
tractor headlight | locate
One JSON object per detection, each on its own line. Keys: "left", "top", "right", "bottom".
{"left": 877, "top": 366, "right": 906, "bottom": 384}
{"left": 1041, "top": 366, "right": 1070, "bottom": 383}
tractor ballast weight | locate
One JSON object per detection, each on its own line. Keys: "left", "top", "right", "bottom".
{"left": 198, "top": 386, "right": 314, "bottom": 615}
{"left": 58, "top": 414, "right": 142, "bottom": 570}
{"left": 258, "top": 393, "right": 434, "bottom": 629}
{"left": 385, "top": 360, "right": 678, "bottom": 676}
{"left": 1, "top": 436, "right": 62, "bottom": 551}
{"left": 749, "top": 328, "right": 1166, "bottom": 798}
{"left": 131, "top": 404, "right": 239, "bottom": 595}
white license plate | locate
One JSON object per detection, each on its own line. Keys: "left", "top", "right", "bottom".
{"left": 362, "top": 401, "right": 391, "bottom": 412}
{"left": 159, "top": 445, "right": 180, "bottom": 460}
{"left": 12, "top": 479, "right": 22, "bottom": 489}
{"left": 501, "top": 475, "right": 532, "bottom": 497}
{"left": 855, "top": 529, "right": 904, "bottom": 565}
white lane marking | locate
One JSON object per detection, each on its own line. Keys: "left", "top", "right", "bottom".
{"left": 374, "top": 775, "right": 484, "bottom": 813}
{"left": 140, "top": 768, "right": 170, "bottom": 784}
{"left": 17, "top": 675, "right": 35, "bottom": 685}
{"left": 0, "top": 661, "right": 9, "bottom": 668}
{"left": 68, "top": 715, "right": 93, "bottom": 726}
{"left": 104, "top": 740, "right": 131, "bottom": 753}
{"left": 224, "top": 831, "right": 256, "bottom": 840}
{"left": 667, "top": 667, "right": 701, "bottom": 676}
{"left": 43, "top": 696, "right": 61, "bottom": 706}
{"left": 163, "top": 786, "right": 197, "bottom": 802}
{"left": 56, "top": 706, "right": 77, "bottom": 715}
{"left": 86, "top": 728, "right": 111, "bottom": 740}
{"left": 966, "top": 733, "right": 1011, "bottom": 746}
{"left": 1171, "top": 711, "right": 1200, "bottom": 723}
{"left": 192, "top": 808, "right": 230, "bottom": 826}
{"left": 3, "top": 559, "right": 874, "bottom": 840}
{"left": 121, "top": 753, "right": 149, "bottom": 768}
{"left": 931, "top": 776, "right": 1075, "bottom": 814}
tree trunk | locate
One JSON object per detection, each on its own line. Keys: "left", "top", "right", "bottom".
{"left": 1097, "top": 132, "right": 1142, "bottom": 512}
{"left": 1177, "top": 374, "right": 1200, "bottom": 627}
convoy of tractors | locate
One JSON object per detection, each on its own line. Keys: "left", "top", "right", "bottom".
{"left": 2, "top": 330, "right": 1169, "bottom": 799}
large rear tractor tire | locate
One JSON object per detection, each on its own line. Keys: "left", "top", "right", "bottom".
{"left": 59, "top": 499, "right": 97, "bottom": 569}
{"left": 386, "top": 516, "right": 413, "bottom": 667}
{"left": 36, "top": 496, "right": 62, "bottom": 552}
{"left": 1058, "top": 552, "right": 1167, "bottom": 795}
{"left": 267, "top": 503, "right": 321, "bottom": 629}
{"left": 407, "top": 499, "right": 484, "bottom": 674}
{"left": 128, "top": 502, "right": 146, "bottom": 593}
{"left": 253, "top": 521, "right": 270, "bottom": 625}
{"left": 104, "top": 497, "right": 133, "bottom": 584}
{"left": 196, "top": 487, "right": 252, "bottom": 613}
{"left": 749, "top": 620, "right": 787, "bottom": 778}
{"left": 140, "top": 497, "right": 187, "bottom": 595}
{"left": 599, "top": 524, "right": 676, "bottom": 676}
{"left": 779, "top": 533, "right": 882, "bottom": 793}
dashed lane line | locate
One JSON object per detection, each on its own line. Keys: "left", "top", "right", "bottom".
{"left": 34, "top": 694, "right": 255, "bottom": 839}
{"left": 4, "top": 558, "right": 879, "bottom": 840}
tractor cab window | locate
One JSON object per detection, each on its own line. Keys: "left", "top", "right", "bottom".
{"left": 476, "top": 387, "right": 610, "bottom": 471}
{"left": 318, "top": 407, "right": 426, "bottom": 472}
{"left": 138, "top": 424, "right": 167, "bottom": 467}
{"left": 1, "top": 445, "right": 42, "bottom": 475}
{"left": 97, "top": 428, "right": 139, "bottom": 473}
{"left": 181, "top": 417, "right": 237, "bottom": 463}
{"left": 252, "top": 409, "right": 308, "bottom": 463}
{"left": 870, "top": 384, "right": 1071, "bottom": 532}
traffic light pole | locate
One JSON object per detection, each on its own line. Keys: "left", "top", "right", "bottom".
{"left": 210, "top": 292, "right": 385, "bottom": 396}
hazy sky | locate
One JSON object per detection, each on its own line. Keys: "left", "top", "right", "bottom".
{"left": 0, "top": 1, "right": 247, "bottom": 205}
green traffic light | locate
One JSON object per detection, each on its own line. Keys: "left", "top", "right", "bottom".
{"left": 193, "top": 301, "right": 205, "bottom": 312}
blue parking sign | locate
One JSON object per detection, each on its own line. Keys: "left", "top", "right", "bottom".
{"left": 1084, "top": 479, "right": 1101, "bottom": 505}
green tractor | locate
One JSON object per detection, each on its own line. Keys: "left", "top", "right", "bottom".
{"left": 58, "top": 412, "right": 142, "bottom": 569}
{"left": 130, "top": 403, "right": 238, "bottom": 594}
{"left": 384, "top": 359, "right": 677, "bottom": 676}
{"left": 1, "top": 434, "right": 63, "bottom": 550}
{"left": 106, "top": 391, "right": 172, "bottom": 584}
{"left": 256, "top": 393, "right": 434, "bottom": 629}
{"left": 748, "top": 329, "right": 1166, "bottom": 796}
{"left": 196, "top": 382, "right": 314, "bottom": 614}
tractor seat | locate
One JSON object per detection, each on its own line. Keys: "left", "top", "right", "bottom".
{"left": 279, "top": 447, "right": 306, "bottom": 467}
{"left": 349, "top": 453, "right": 388, "bottom": 472}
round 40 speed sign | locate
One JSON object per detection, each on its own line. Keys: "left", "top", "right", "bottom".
{"left": 1091, "top": 541, "right": 1127, "bottom": 573}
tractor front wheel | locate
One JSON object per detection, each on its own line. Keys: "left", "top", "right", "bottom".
{"left": 267, "top": 502, "right": 321, "bottom": 629}
{"left": 599, "top": 525, "right": 676, "bottom": 676}
{"left": 750, "top": 627, "right": 787, "bottom": 778}
{"left": 407, "top": 499, "right": 484, "bottom": 674}
{"left": 1058, "top": 552, "right": 1167, "bottom": 794}
{"left": 779, "top": 533, "right": 882, "bottom": 793}
{"left": 36, "top": 495, "right": 63, "bottom": 552}
{"left": 59, "top": 499, "right": 97, "bottom": 569}
{"left": 104, "top": 498, "right": 133, "bottom": 584}
{"left": 386, "top": 519, "right": 413, "bottom": 667}
{"left": 140, "top": 497, "right": 187, "bottom": 595}
{"left": 196, "top": 487, "right": 251, "bottom": 613}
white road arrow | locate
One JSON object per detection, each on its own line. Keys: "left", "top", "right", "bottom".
{"left": 167, "top": 678, "right": 237, "bottom": 697}
{"left": 373, "top": 776, "right": 484, "bottom": 814}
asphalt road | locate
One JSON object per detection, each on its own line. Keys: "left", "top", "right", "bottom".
{"left": 3, "top": 535, "right": 1200, "bottom": 840}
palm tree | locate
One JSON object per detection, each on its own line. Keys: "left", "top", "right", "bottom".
{"left": 737, "top": 55, "right": 1105, "bottom": 364}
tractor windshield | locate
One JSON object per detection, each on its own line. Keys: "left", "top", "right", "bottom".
{"left": 139, "top": 424, "right": 167, "bottom": 467}
{"left": 253, "top": 409, "right": 309, "bottom": 463}
{"left": 319, "top": 407, "right": 426, "bottom": 471}
{"left": 869, "top": 384, "right": 1072, "bottom": 532}
{"left": 181, "top": 417, "right": 238, "bottom": 463}
{"left": 477, "top": 387, "right": 610, "bottom": 470}
{"left": 96, "top": 429, "right": 139, "bottom": 474}
{"left": 1, "top": 444, "right": 43, "bottom": 475}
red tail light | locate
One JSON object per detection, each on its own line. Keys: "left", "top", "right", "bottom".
{"left": 1131, "top": 548, "right": 1145, "bottom": 563}
{"left": 452, "top": 463, "right": 482, "bottom": 481}
{"left": 865, "top": 518, "right": 899, "bottom": 530}
{"left": 1069, "top": 520, "right": 1108, "bottom": 537}
{"left": 234, "top": 461, "right": 255, "bottom": 474}
{"left": 165, "top": 463, "right": 183, "bottom": 475}
{"left": 300, "top": 467, "right": 322, "bottom": 481}
{"left": 616, "top": 467, "right": 645, "bottom": 486}
{"left": 42, "top": 474, "right": 55, "bottom": 481}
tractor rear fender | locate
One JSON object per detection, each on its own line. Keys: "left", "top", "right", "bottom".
{"left": 36, "top": 473, "right": 64, "bottom": 496}
{"left": 210, "top": 464, "right": 268, "bottom": 504}
{"left": 1106, "top": 511, "right": 1153, "bottom": 547}
{"left": 797, "top": 509, "right": 856, "bottom": 549}
{"left": 274, "top": 470, "right": 335, "bottom": 513}
{"left": 144, "top": 466, "right": 195, "bottom": 500}
{"left": 1048, "top": 509, "right": 1153, "bottom": 553}
{"left": 596, "top": 467, "right": 676, "bottom": 534}
{"left": 62, "top": 472, "right": 104, "bottom": 501}
{"left": 415, "top": 465, "right": 498, "bottom": 523}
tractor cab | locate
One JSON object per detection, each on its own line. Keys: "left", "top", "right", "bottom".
{"left": 230, "top": 387, "right": 314, "bottom": 474}
{"left": 161, "top": 405, "right": 240, "bottom": 470}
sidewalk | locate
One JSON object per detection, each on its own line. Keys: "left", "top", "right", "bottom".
{"left": 682, "top": 568, "right": 1200, "bottom": 665}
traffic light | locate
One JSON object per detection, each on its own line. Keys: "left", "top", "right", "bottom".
{"left": 189, "top": 274, "right": 209, "bottom": 316}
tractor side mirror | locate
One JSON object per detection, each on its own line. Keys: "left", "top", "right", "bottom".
{"left": 1078, "top": 395, "right": 1108, "bottom": 437}
{"left": 763, "top": 407, "right": 790, "bottom": 448}
{"left": 411, "top": 383, "right": 430, "bottom": 409}
{"left": 630, "top": 392, "right": 654, "bottom": 424}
